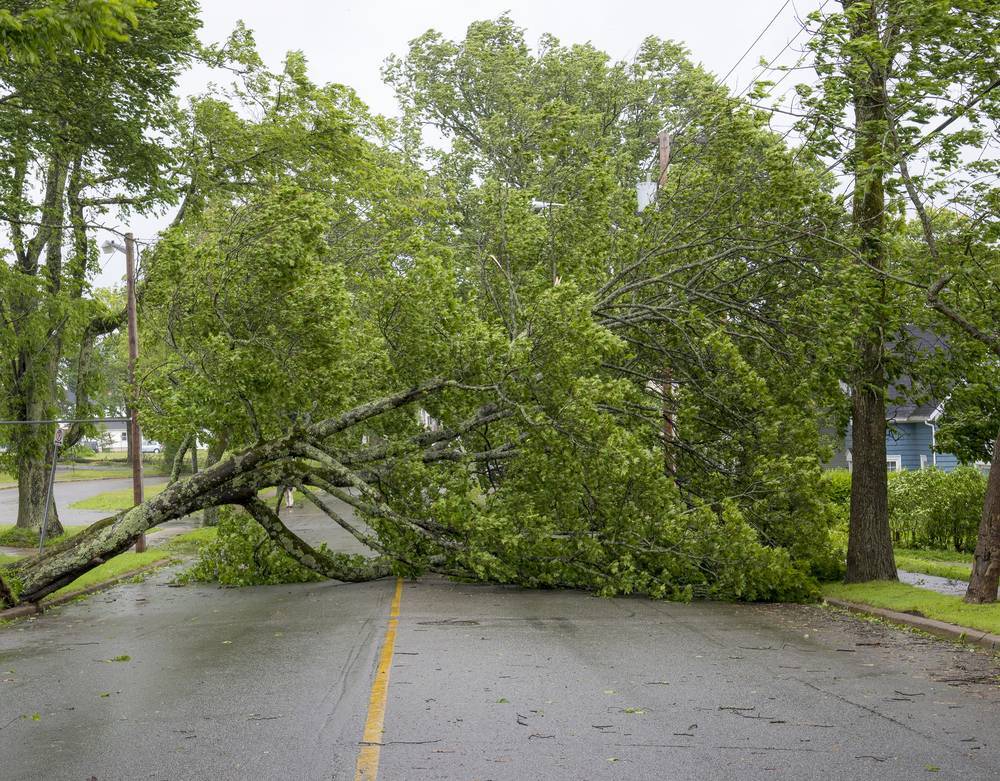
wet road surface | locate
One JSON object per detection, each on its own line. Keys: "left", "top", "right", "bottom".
{"left": 2, "top": 508, "right": 999, "bottom": 780}
{"left": 0, "top": 476, "right": 168, "bottom": 528}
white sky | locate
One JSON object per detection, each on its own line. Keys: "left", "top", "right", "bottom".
{"left": 97, "top": 0, "right": 818, "bottom": 287}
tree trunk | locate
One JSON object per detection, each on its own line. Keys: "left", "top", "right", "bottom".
{"left": 845, "top": 386, "right": 896, "bottom": 581}
{"left": 201, "top": 436, "right": 227, "bottom": 527}
{"left": 843, "top": 0, "right": 895, "bottom": 583}
{"left": 965, "top": 428, "right": 1000, "bottom": 603}
{"left": 168, "top": 434, "right": 192, "bottom": 485}
{"left": 14, "top": 437, "right": 64, "bottom": 537}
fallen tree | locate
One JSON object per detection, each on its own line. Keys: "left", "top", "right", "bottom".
{"left": 1, "top": 31, "right": 855, "bottom": 612}
{"left": 0, "top": 380, "right": 472, "bottom": 607}
{"left": 1, "top": 373, "right": 825, "bottom": 609}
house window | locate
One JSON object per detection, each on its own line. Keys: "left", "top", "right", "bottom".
{"left": 887, "top": 455, "right": 902, "bottom": 473}
{"left": 920, "top": 454, "right": 928, "bottom": 470}
{"left": 120, "top": 432, "right": 127, "bottom": 441}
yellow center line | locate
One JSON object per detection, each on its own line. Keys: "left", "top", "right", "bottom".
{"left": 355, "top": 577, "right": 404, "bottom": 781}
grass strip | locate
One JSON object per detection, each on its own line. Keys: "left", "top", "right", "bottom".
{"left": 893, "top": 547, "right": 973, "bottom": 582}
{"left": 894, "top": 547, "right": 974, "bottom": 564}
{"left": 49, "top": 550, "right": 171, "bottom": 600}
{"left": 69, "top": 483, "right": 167, "bottom": 512}
{"left": 0, "top": 468, "right": 134, "bottom": 487}
{"left": 823, "top": 581, "right": 1000, "bottom": 636}
{"left": 159, "top": 526, "right": 217, "bottom": 555}
{"left": 0, "top": 525, "right": 84, "bottom": 549}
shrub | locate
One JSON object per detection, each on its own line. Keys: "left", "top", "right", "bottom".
{"left": 823, "top": 469, "right": 853, "bottom": 509}
{"left": 888, "top": 466, "right": 986, "bottom": 552}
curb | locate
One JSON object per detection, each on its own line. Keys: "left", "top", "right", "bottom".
{"left": 825, "top": 597, "right": 1000, "bottom": 652}
{"left": 0, "top": 559, "right": 171, "bottom": 622}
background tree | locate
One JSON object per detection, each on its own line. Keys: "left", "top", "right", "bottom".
{"left": 0, "top": 0, "right": 199, "bottom": 531}
{"left": 801, "top": 0, "right": 1000, "bottom": 582}
{"left": 0, "top": 0, "right": 147, "bottom": 64}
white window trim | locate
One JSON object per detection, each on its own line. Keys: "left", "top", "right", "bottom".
{"left": 919, "top": 454, "right": 928, "bottom": 470}
{"left": 887, "top": 455, "right": 902, "bottom": 472}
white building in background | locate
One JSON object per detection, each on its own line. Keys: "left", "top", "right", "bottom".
{"left": 97, "top": 420, "right": 130, "bottom": 452}
{"left": 82, "top": 421, "right": 160, "bottom": 453}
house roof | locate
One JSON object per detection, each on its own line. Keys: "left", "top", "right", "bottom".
{"left": 886, "top": 327, "right": 949, "bottom": 423}
{"left": 887, "top": 376, "right": 942, "bottom": 422}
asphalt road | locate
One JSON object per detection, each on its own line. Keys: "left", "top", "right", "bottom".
{"left": 0, "top": 476, "right": 167, "bottom": 528}
{"left": 1, "top": 507, "right": 999, "bottom": 780}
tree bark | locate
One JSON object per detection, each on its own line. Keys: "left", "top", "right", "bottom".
{"left": 201, "top": 436, "right": 227, "bottom": 526}
{"left": 242, "top": 499, "right": 392, "bottom": 581}
{"left": 965, "top": 428, "right": 1000, "bottom": 603}
{"left": 168, "top": 434, "right": 192, "bottom": 485}
{"left": 14, "top": 433, "right": 63, "bottom": 536}
{"left": 10, "top": 157, "right": 69, "bottom": 535}
{"left": 845, "top": 386, "right": 895, "bottom": 581}
{"left": 0, "top": 380, "right": 491, "bottom": 608}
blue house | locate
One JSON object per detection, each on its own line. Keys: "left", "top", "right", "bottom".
{"left": 833, "top": 399, "right": 960, "bottom": 473}
{"left": 828, "top": 328, "right": 963, "bottom": 474}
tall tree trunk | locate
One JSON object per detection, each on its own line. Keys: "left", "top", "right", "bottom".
{"left": 13, "top": 413, "right": 64, "bottom": 535}
{"left": 843, "top": 0, "right": 895, "bottom": 582}
{"left": 845, "top": 386, "right": 895, "bottom": 581}
{"left": 11, "top": 157, "right": 69, "bottom": 536}
{"left": 15, "top": 444, "right": 62, "bottom": 536}
{"left": 965, "top": 428, "right": 1000, "bottom": 603}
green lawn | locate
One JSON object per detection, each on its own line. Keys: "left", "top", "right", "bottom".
{"left": 0, "top": 467, "right": 134, "bottom": 487}
{"left": 0, "top": 553, "right": 20, "bottom": 567}
{"left": 50, "top": 550, "right": 171, "bottom": 599}
{"left": 70, "top": 483, "right": 167, "bottom": 512}
{"left": 0, "top": 525, "right": 84, "bottom": 549}
{"left": 46, "top": 526, "right": 219, "bottom": 599}
{"left": 823, "top": 580, "right": 1000, "bottom": 636}
{"left": 895, "top": 547, "right": 974, "bottom": 563}
{"left": 894, "top": 547, "right": 973, "bottom": 582}
{"left": 160, "top": 526, "right": 217, "bottom": 555}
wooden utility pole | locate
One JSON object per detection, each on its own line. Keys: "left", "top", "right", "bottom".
{"left": 125, "top": 232, "right": 146, "bottom": 553}
{"left": 656, "top": 130, "right": 676, "bottom": 475}
{"left": 657, "top": 131, "right": 671, "bottom": 188}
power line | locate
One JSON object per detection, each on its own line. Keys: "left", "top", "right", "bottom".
{"left": 0, "top": 417, "right": 128, "bottom": 426}
{"left": 718, "top": 0, "right": 794, "bottom": 89}
{"left": 662, "top": 0, "right": 826, "bottom": 149}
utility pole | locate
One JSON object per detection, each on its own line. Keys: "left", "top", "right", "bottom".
{"left": 657, "top": 131, "right": 671, "bottom": 188}
{"left": 125, "top": 232, "right": 146, "bottom": 553}
{"left": 656, "top": 130, "right": 676, "bottom": 476}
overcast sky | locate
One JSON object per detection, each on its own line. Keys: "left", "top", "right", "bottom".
{"left": 98, "top": 0, "right": 817, "bottom": 287}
